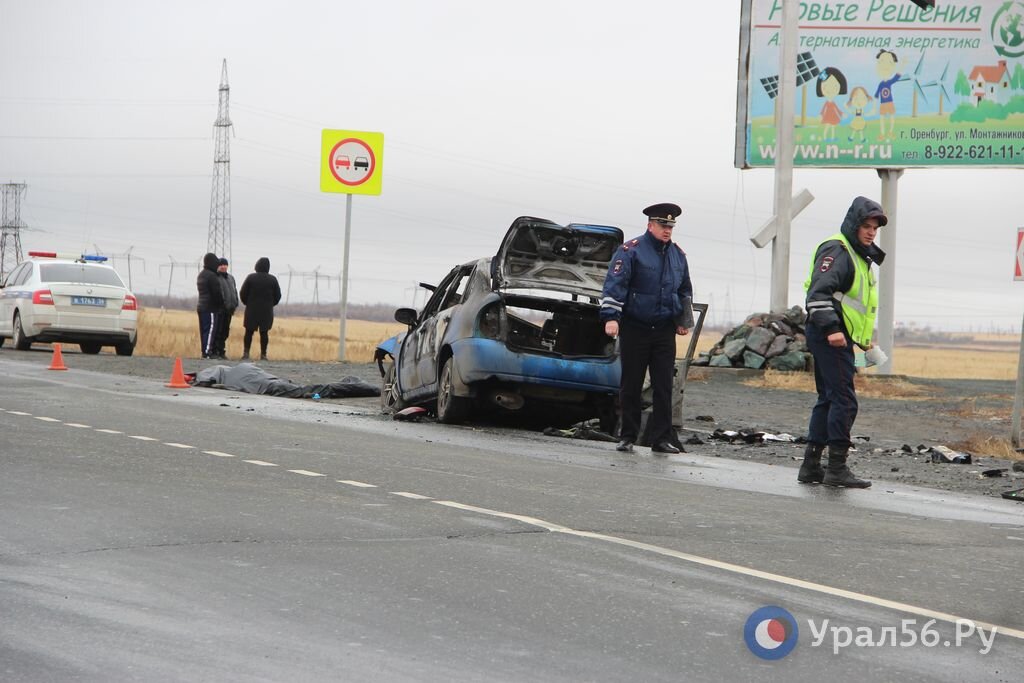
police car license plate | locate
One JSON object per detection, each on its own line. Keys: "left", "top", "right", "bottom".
{"left": 71, "top": 296, "right": 105, "bottom": 307}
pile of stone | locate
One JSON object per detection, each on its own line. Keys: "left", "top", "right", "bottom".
{"left": 693, "top": 306, "right": 811, "bottom": 371}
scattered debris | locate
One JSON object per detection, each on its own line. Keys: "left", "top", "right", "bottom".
{"left": 1002, "top": 488, "right": 1024, "bottom": 501}
{"left": 543, "top": 424, "right": 618, "bottom": 442}
{"left": 695, "top": 415, "right": 715, "bottom": 422}
{"left": 981, "top": 468, "right": 1007, "bottom": 478}
{"left": 393, "top": 406, "right": 429, "bottom": 422}
{"left": 929, "top": 445, "right": 973, "bottom": 464}
{"left": 1014, "top": 462, "right": 1024, "bottom": 473}
{"left": 685, "top": 435, "right": 705, "bottom": 445}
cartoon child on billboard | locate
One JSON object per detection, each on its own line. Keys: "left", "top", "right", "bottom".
{"left": 874, "top": 49, "right": 901, "bottom": 141}
{"left": 845, "top": 85, "right": 875, "bottom": 143}
{"left": 816, "top": 67, "right": 847, "bottom": 143}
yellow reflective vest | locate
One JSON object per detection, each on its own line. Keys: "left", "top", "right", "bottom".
{"left": 804, "top": 232, "right": 878, "bottom": 348}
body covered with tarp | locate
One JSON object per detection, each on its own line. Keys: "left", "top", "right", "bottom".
{"left": 193, "top": 363, "right": 379, "bottom": 399}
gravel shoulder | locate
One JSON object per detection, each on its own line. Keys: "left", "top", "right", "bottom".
{"left": 5, "top": 347, "right": 1023, "bottom": 501}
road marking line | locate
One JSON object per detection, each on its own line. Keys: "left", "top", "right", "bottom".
{"left": 34, "top": 416, "right": 60, "bottom": 422}
{"left": 65, "top": 423, "right": 92, "bottom": 428}
{"left": 204, "top": 450, "right": 236, "bottom": 458}
{"left": 95, "top": 429, "right": 123, "bottom": 434}
{"left": 288, "top": 469, "right": 325, "bottom": 477}
{"left": 432, "top": 500, "right": 1024, "bottom": 642}
{"left": 8, "top": 411, "right": 31, "bottom": 416}
{"left": 337, "top": 480, "right": 377, "bottom": 488}
{"left": 163, "top": 443, "right": 193, "bottom": 449}
{"left": 129, "top": 435, "right": 158, "bottom": 441}
{"left": 244, "top": 459, "right": 278, "bottom": 467}
{"left": 390, "top": 492, "right": 432, "bottom": 500}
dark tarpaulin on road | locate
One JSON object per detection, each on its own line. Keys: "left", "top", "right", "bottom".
{"left": 193, "top": 363, "right": 380, "bottom": 398}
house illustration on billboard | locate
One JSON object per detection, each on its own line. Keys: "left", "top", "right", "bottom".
{"left": 968, "top": 59, "right": 1011, "bottom": 105}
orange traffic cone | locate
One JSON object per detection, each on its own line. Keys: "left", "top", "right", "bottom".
{"left": 48, "top": 343, "right": 68, "bottom": 371}
{"left": 165, "top": 357, "right": 190, "bottom": 389}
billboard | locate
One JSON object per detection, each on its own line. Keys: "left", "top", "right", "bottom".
{"left": 735, "top": 0, "right": 1024, "bottom": 168}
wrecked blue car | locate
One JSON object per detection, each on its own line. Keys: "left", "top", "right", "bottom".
{"left": 374, "top": 216, "right": 623, "bottom": 430}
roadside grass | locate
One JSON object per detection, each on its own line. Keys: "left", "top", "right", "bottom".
{"left": 745, "top": 369, "right": 934, "bottom": 399}
{"left": 135, "top": 308, "right": 404, "bottom": 362}
{"left": 948, "top": 433, "right": 1024, "bottom": 462}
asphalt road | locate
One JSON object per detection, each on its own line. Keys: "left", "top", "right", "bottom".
{"left": 2, "top": 358, "right": 1023, "bottom": 682}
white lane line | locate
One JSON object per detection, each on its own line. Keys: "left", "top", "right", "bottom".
{"left": 288, "top": 469, "right": 325, "bottom": 477}
{"left": 95, "top": 429, "right": 123, "bottom": 434}
{"left": 337, "top": 480, "right": 377, "bottom": 488}
{"left": 432, "top": 500, "right": 1024, "bottom": 642}
{"left": 164, "top": 443, "right": 194, "bottom": 449}
{"left": 390, "top": 492, "right": 432, "bottom": 500}
{"left": 204, "top": 450, "right": 236, "bottom": 458}
{"left": 34, "top": 416, "right": 60, "bottom": 422}
{"left": 8, "top": 411, "right": 31, "bottom": 416}
{"left": 129, "top": 435, "right": 158, "bottom": 441}
{"left": 65, "top": 423, "right": 92, "bottom": 428}
{"left": 244, "top": 460, "right": 278, "bottom": 467}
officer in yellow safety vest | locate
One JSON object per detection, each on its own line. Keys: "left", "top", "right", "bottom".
{"left": 799, "top": 196, "right": 887, "bottom": 488}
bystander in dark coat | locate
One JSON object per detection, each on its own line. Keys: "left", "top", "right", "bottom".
{"left": 196, "top": 252, "right": 225, "bottom": 359}
{"left": 214, "top": 257, "right": 239, "bottom": 358}
{"left": 239, "top": 257, "right": 282, "bottom": 361}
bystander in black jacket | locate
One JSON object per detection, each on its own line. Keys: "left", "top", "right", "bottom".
{"left": 196, "top": 252, "right": 225, "bottom": 358}
{"left": 239, "top": 257, "right": 282, "bottom": 360}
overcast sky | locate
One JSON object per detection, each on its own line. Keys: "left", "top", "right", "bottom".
{"left": 1, "top": 0, "right": 1021, "bottom": 330}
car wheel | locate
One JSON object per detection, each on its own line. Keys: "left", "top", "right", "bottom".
{"left": 80, "top": 342, "right": 102, "bottom": 355}
{"left": 436, "top": 357, "right": 470, "bottom": 424}
{"left": 115, "top": 338, "right": 136, "bottom": 357}
{"left": 12, "top": 312, "right": 32, "bottom": 350}
{"left": 380, "top": 361, "right": 405, "bottom": 413}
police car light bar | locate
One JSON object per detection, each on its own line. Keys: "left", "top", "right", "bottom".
{"left": 28, "top": 251, "right": 108, "bottom": 262}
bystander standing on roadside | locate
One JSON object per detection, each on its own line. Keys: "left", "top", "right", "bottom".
{"left": 214, "top": 257, "right": 239, "bottom": 359}
{"left": 799, "top": 196, "right": 888, "bottom": 488}
{"left": 600, "top": 203, "right": 694, "bottom": 455}
{"left": 196, "top": 252, "right": 225, "bottom": 359}
{"left": 239, "top": 257, "right": 282, "bottom": 361}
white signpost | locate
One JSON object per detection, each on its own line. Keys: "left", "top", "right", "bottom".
{"left": 1013, "top": 228, "right": 1024, "bottom": 447}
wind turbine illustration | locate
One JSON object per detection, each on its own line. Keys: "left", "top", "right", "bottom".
{"left": 922, "top": 61, "right": 953, "bottom": 115}
{"left": 899, "top": 50, "right": 930, "bottom": 118}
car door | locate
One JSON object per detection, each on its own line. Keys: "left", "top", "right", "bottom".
{"left": 0, "top": 262, "right": 30, "bottom": 337}
{"left": 397, "top": 268, "right": 459, "bottom": 398}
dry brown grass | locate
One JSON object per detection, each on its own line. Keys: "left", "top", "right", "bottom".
{"left": 891, "top": 346, "right": 1019, "bottom": 380}
{"left": 948, "top": 433, "right": 1024, "bottom": 461}
{"left": 744, "top": 369, "right": 934, "bottom": 399}
{"left": 943, "top": 398, "right": 1012, "bottom": 420}
{"left": 135, "top": 308, "right": 404, "bottom": 362}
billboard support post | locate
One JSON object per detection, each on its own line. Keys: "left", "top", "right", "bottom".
{"left": 876, "top": 168, "right": 903, "bottom": 375}
{"left": 770, "top": 0, "right": 798, "bottom": 314}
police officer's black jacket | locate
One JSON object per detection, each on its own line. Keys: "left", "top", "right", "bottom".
{"left": 805, "top": 196, "right": 886, "bottom": 338}
{"left": 600, "top": 230, "right": 693, "bottom": 328}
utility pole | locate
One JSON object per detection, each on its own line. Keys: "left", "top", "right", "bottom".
{"left": 160, "top": 255, "right": 200, "bottom": 298}
{"left": 0, "top": 183, "right": 28, "bottom": 281}
{"left": 106, "top": 246, "right": 146, "bottom": 291}
{"left": 207, "top": 59, "right": 233, "bottom": 264}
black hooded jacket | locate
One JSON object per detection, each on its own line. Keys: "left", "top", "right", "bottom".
{"left": 196, "top": 252, "right": 225, "bottom": 313}
{"left": 805, "top": 196, "right": 887, "bottom": 338}
{"left": 239, "top": 257, "right": 282, "bottom": 330}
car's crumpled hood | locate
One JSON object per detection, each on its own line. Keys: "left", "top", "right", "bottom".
{"left": 491, "top": 216, "right": 623, "bottom": 299}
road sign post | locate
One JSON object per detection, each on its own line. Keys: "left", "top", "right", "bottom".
{"left": 320, "top": 129, "right": 384, "bottom": 361}
{"left": 1013, "top": 228, "right": 1024, "bottom": 447}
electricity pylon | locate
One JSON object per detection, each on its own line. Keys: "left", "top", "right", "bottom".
{"left": 207, "top": 59, "right": 233, "bottom": 264}
{"left": 0, "top": 183, "right": 28, "bottom": 281}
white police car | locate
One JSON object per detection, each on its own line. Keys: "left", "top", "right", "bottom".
{"left": 0, "top": 251, "right": 138, "bottom": 356}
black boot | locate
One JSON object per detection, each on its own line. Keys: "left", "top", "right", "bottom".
{"left": 797, "top": 443, "right": 825, "bottom": 483}
{"left": 823, "top": 445, "right": 871, "bottom": 488}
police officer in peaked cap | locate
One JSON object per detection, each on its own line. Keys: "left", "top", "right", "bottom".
{"left": 600, "top": 202, "right": 695, "bottom": 454}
